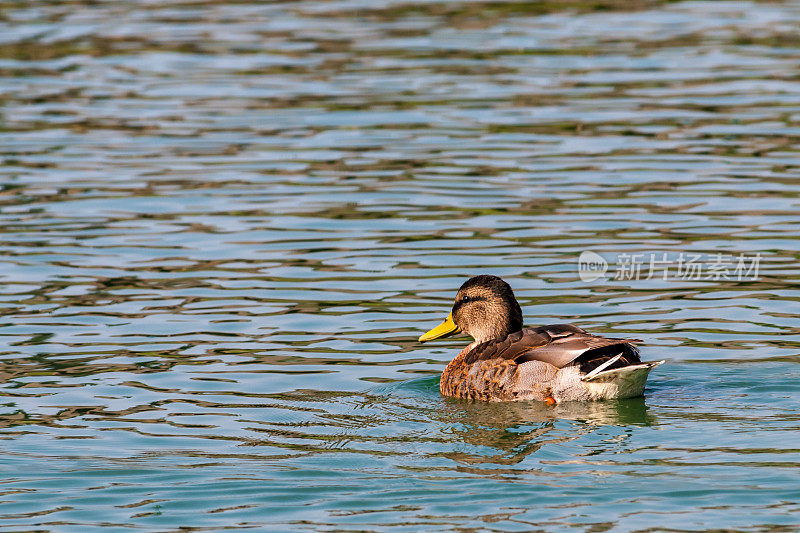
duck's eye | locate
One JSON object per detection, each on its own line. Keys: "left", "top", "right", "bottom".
{"left": 461, "top": 296, "right": 472, "bottom": 304}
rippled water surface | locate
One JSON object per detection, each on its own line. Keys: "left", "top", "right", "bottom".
{"left": 3, "top": 0, "right": 800, "bottom": 530}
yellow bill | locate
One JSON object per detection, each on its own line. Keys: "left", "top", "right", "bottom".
{"left": 418, "top": 312, "right": 461, "bottom": 342}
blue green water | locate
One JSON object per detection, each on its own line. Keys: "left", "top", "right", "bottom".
{"left": 2, "top": 0, "right": 800, "bottom": 530}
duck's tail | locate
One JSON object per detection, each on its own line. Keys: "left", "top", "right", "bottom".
{"left": 581, "top": 358, "right": 665, "bottom": 400}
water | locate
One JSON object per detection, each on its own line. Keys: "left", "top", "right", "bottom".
{"left": 2, "top": 0, "right": 800, "bottom": 530}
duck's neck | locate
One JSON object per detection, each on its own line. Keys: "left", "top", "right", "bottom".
{"left": 466, "top": 322, "right": 517, "bottom": 345}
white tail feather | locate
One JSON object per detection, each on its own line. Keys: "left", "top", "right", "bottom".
{"left": 580, "top": 360, "right": 665, "bottom": 400}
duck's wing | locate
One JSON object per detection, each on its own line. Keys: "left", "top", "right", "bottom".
{"left": 464, "top": 324, "right": 641, "bottom": 369}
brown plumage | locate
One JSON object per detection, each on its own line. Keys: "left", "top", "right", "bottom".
{"left": 419, "top": 275, "right": 662, "bottom": 403}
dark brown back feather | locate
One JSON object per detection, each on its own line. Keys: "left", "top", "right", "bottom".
{"left": 463, "top": 324, "right": 641, "bottom": 371}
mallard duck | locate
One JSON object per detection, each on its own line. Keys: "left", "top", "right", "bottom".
{"left": 419, "top": 275, "right": 663, "bottom": 403}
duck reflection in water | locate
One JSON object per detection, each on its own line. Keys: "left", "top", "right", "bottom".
{"left": 437, "top": 396, "right": 656, "bottom": 467}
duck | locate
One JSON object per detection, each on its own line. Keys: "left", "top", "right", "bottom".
{"left": 419, "top": 275, "right": 663, "bottom": 403}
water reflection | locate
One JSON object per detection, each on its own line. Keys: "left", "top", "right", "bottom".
{"left": 437, "top": 396, "right": 654, "bottom": 464}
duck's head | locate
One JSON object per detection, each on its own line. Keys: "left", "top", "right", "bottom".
{"left": 419, "top": 275, "right": 523, "bottom": 345}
